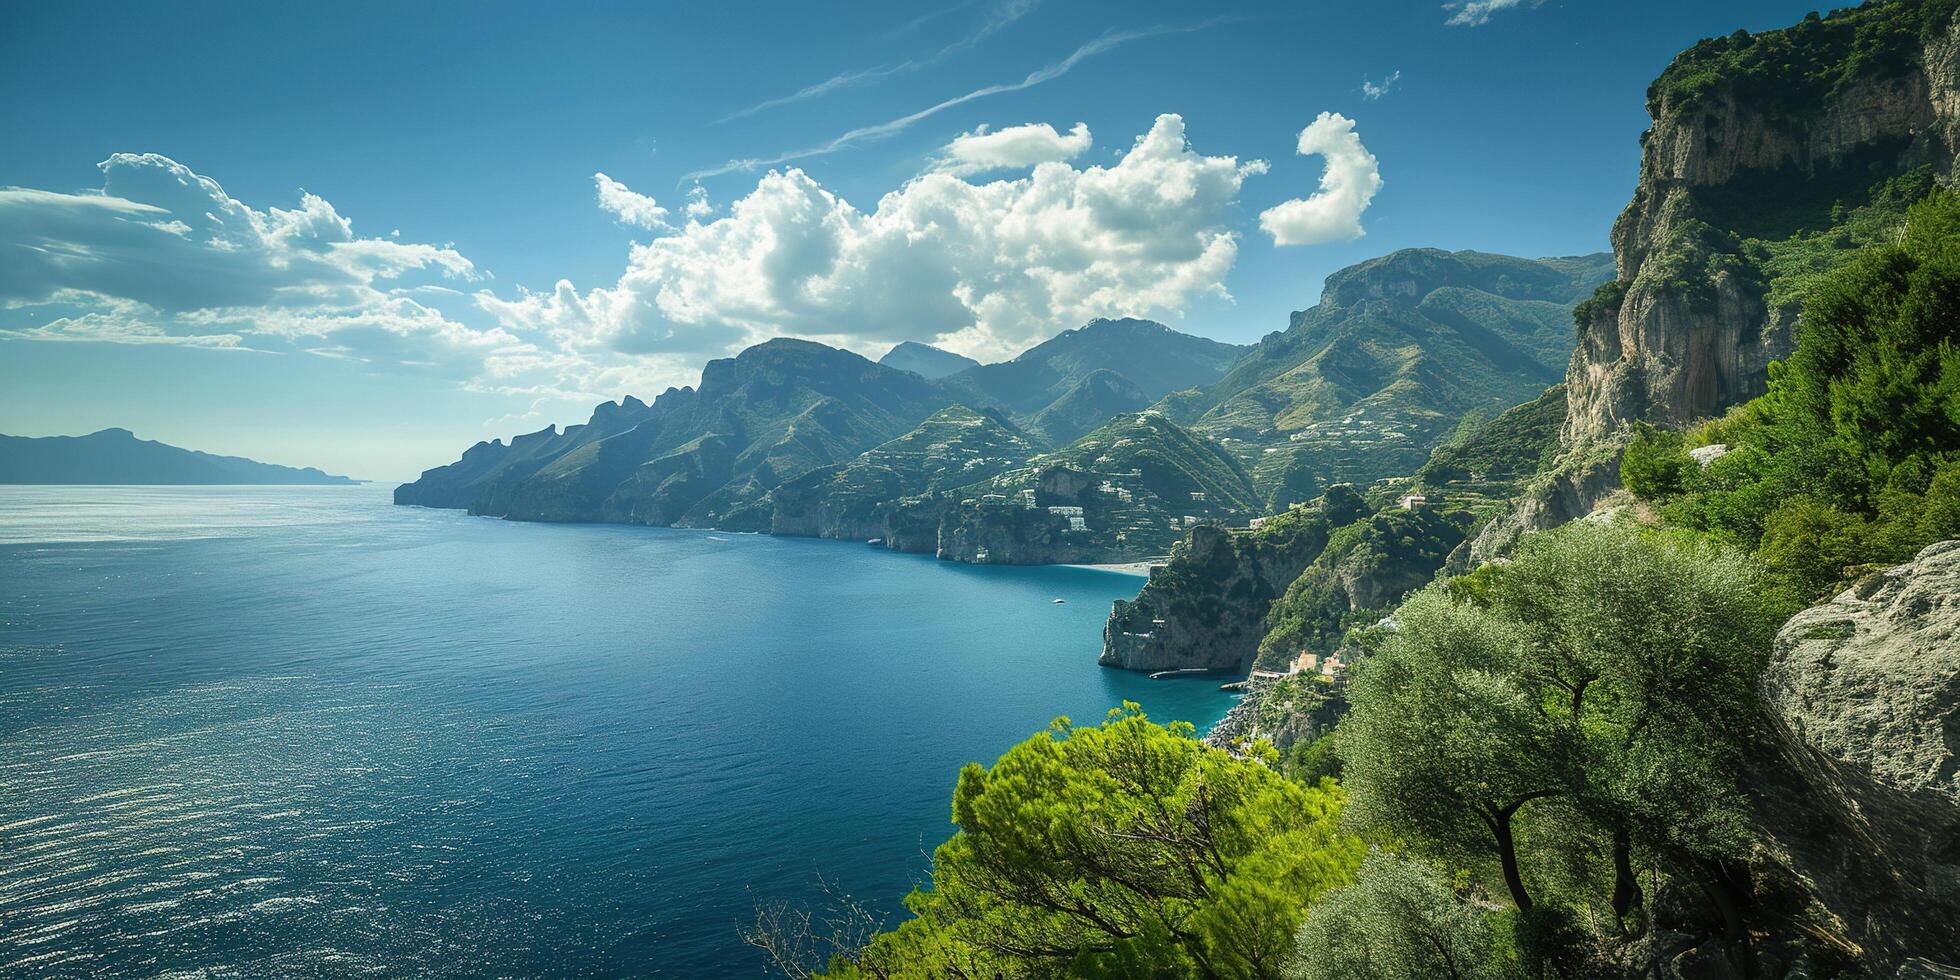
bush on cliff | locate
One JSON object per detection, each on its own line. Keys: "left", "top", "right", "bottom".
{"left": 813, "top": 706, "right": 1364, "bottom": 980}
{"left": 1624, "top": 189, "right": 1960, "bottom": 604}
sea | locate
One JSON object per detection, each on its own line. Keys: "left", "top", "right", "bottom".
{"left": 0, "top": 484, "right": 1233, "bottom": 976}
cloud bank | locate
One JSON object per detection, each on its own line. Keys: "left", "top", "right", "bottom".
{"left": 1258, "top": 112, "right": 1382, "bottom": 247}
{"left": 4, "top": 110, "right": 1372, "bottom": 404}
{"left": 490, "top": 114, "right": 1263, "bottom": 362}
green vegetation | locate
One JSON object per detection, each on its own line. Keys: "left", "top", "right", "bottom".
{"left": 1651, "top": 0, "right": 1958, "bottom": 117}
{"left": 1624, "top": 190, "right": 1960, "bottom": 605}
{"left": 1255, "top": 507, "right": 1468, "bottom": 670}
{"left": 810, "top": 706, "right": 1364, "bottom": 980}
{"left": 1415, "top": 384, "right": 1567, "bottom": 501}
{"left": 1289, "top": 851, "right": 1514, "bottom": 980}
{"left": 1340, "top": 523, "right": 1779, "bottom": 960}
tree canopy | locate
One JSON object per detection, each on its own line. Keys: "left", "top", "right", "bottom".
{"left": 819, "top": 706, "right": 1364, "bottom": 980}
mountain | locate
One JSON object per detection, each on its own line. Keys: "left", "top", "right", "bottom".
{"left": 754, "top": 405, "right": 1038, "bottom": 541}
{"left": 877, "top": 341, "right": 980, "bottom": 380}
{"left": 0, "top": 428, "right": 356, "bottom": 485}
{"left": 398, "top": 339, "right": 950, "bottom": 526}
{"left": 883, "top": 411, "right": 1262, "bottom": 564}
{"left": 398, "top": 321, "right": 1250, "bottom": 561}
{"left": 1158, "top": 249, "right": 1613, "bottom": 510}
{"left": 942, "top": 318, "right": 1245, "bottom": 444}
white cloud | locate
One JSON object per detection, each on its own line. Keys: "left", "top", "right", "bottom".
{"left": 683, "top": 19, "right": 1227, "bottom": 182}
{"left": 0, "top": 152, "right": 532, "bottom": 381}
{"left": 717, "top": 0, "right": 1041, "bottom": 123}
{"left": 486, "top": 113, "right": 1260, "bottom": 362}
{"left": 1444, "top": 0, "right": 1540, "bottom": 27}
{"left": 683, "top": 185, "right": 714, "bottom": 219}
{"left": 934, "top": 122, "right": 1092, "bottom": 176}
{"left": 1362, "top": 70, "right": 1401, "bottom": 100}
{"left": 1258, "top": 112, "right": 1382, "bottom": 247}
{"left": 594, "top": 172, "right": 670, "bottom": 230}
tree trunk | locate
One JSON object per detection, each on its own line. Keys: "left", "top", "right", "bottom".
{"left": 1492, "top": 810, "right": 1533, "bottom": 913}
{"left": 1611, "top": 824, "right": 1642, "bottom": 923}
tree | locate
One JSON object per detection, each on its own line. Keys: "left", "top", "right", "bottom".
{"left": 822, "top": 706, "right": 1365, "bottom": 979}
{"left": 1287, "top": 850, "right": 1513, "bottom": 980}
{"left": 1336, "top": 585, "right": 1566, "bottom": 915}
{"left": 1338, "top": 522, "right": 1778, "bottom": 947}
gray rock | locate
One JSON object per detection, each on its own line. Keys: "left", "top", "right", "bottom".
{"left": 1746, "top": 540, "right": 1960, "bottom": 974}
{"left": 1766, "top": 539, "right": 1960, "bottom": 802}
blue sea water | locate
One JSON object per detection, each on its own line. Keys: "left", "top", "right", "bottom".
{"left": 0, "top": 485, "right": 1233, "bottom": 976}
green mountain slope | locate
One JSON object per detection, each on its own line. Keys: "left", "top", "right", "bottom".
{"left": 886, "top": 411, "right": 1262, "bottom": 564}
{"left": 753, "top": 405, "right": 1038, "bottom": 540}
{"left": 1159, "top": 249, "right": 1611, "bottom": 509}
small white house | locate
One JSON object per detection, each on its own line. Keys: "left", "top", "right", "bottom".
{"left": 1396, "top": 494, "right": 1427, "bottom": 511}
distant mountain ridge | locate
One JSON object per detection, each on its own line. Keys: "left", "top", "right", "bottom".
{"left": 398, "top": 253, "right": 1608, "bottom": 564}
{"left": 878, "top": 341, "right": 980, "bottom": 379}
{"left": 0, "top": 429, "right": 356, "bottom": 485}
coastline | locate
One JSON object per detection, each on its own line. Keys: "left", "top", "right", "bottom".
{"left": 1062, "top": 559, "right": 1164, "bottom": 577}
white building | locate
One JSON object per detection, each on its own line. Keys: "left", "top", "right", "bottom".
{"left": 1396, "top": 494, "right": 1427, "bottom": 511}
{"left": 1048, "top": 505, "right": 1084, "bottom": 517}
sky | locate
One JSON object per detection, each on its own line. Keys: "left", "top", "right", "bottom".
{"left": 1, "top": 0, "right": 1829, "bottom": 481}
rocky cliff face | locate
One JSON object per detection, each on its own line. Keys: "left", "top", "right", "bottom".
{"left": 1098, "top": 488, "right": 1370, "bottom": 674}
{"left": 1100, "top": 522, "right": 1328, "bottom": 674}
{"left": 1565, "top": 4, "right": 1960, "bottom": 444}
{"left": 1733, "top": 540, "right": 1960, "bottom": 976}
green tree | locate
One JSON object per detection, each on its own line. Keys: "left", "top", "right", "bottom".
{"left": 1287, "top": 850, "right": 1514, "bottom": 980}
{"left": 822, "top": 706, "right": 1364, "bottom": 979}
{"left": 1338, "top": 522, "right": 1778, "bottom": 947}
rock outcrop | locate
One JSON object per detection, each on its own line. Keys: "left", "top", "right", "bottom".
{"left": 1742, "top": 540, "right": 1960, "bottom": 975}
{"left": 1565, "top": 3, "right": 1960, "bottom": 445}
{"left": 1099, "top": 490, "right": 1367, "bottom": 674}
{"left": 1765, "top": 539, "right": 1960, "bottom": 804}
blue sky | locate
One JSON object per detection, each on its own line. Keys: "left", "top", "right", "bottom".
{"left": 1, "top": 0, "right": 1826, "bottom": 480}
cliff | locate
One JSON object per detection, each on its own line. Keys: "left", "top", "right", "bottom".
{"left": 1099, "top": 488, "right": 1367, "bottom": 674}
{"left": 1565, "top": 0, "right": 1960, "bottom": 444}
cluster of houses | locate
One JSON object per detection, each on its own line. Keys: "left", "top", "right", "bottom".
{"left": 1252, "top": 648, "right": 1349, "bottom": 685}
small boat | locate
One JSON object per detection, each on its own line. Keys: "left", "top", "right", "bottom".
{"left": 1052, "top": 597, "right": 1067, "bottom": 604}
{"left": 867, "top": 538, "right": 884, "bottom": 546}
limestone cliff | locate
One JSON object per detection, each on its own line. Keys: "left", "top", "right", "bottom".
{"left": 1098, "top": 490, "right": 1367, "bottom": 674}
{"left": 1566, "top": 2, "right": 1960, "bottom": 444}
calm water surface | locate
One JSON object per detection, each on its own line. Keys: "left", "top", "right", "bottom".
{"left": 0, "top": 485, "right": 1231, "bottom": 976}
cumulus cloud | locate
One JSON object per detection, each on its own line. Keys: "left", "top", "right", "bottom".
{"left": 1362, "top": 70, "right": 1402, "bottom": 100}
{"left": 1258, "top": 112, "right": 1382, "bottom": 247}
{"left": 683, "top": 185, "right": 714, "bottom": 219}
{"left": 0, "top": 152, "right": 533, "bottom": 380}
{"left": 594, "top": 173, "right": 670, "bottom": 229}
{"left": 1444, "top": 0, "right": 1541, "bottom": 27}
{"left": 934, "top": 122, "right": 1092, "bottom": 176}
{"left": 485, "top": 113, "right": 1261, "bottom": 361}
